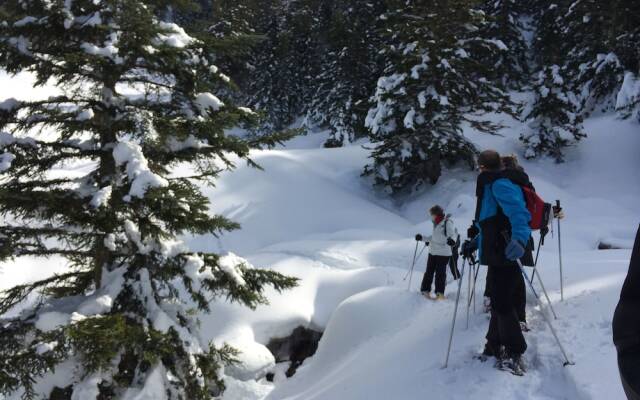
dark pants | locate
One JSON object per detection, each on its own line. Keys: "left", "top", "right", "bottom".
{"left": 485, "top": 264, "right": 528, "bottom": 356}
{"left": 449, "top": 254, "right": 461, "bottom": 280}
{"left": 614, "top": 224, "right": 640, "bottom": 400}
{"left": 421, "top": 254, "right": 449, "bottom": 294}
{"left": 484, "top": 266, "right": 527, "bottom": 323}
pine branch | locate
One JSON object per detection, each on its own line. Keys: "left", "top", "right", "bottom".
{"left": 0, "top": 271, "right": 89, "bottom": 315}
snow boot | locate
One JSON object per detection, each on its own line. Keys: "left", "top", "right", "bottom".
{"left": 421, "top": 291, "right": 433, "bottom": 299}
{"left": 495, "top": 349, "right": 526, "bottom": 376}
{"left": 503, "top": 354, "right": 526, "bottom": 376}
{"left": 493, "top": 347, "right": 508, "bottom": 369}
{"left": 435, "top": 293, "right": 445, "bottom": 301}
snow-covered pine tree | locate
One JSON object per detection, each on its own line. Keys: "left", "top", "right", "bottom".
{"left": 531, "top": 1, "right": 639, "bottom": 124}
{"left": 204, "top": 0, "right": 272, "bottom": 81}
{"left": 560, "top": 0, "right": 623, "bottom": 115}
{"left": 305, "top": 0, "right": 388, "bottom": 147}
{"left": 521, "top": 0, "right": 586, "bottom": 162}
{"left": 610, "top": 1, "right": 640, "bottom": 120}
{"left": 246, "top": 0, "right": 322, "bottom": 132}
{"left": 364, "top": 0, "right": 514, "bottom": 194}
{"left": 0, "top": 1, "right": 297, "bottom": 398}
{"left": 478, "top": 0, "right": 530, "bottom": 89}
{"left": 520, "top": 65, "right": 585, "bottom": 161}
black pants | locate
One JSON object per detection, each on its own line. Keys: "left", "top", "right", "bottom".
{"left": 614, "top": 224, "right": 640, "bottom": 400}
{"left": 485, "top": 264, "right": 528, "bottom": 356}
{"left": 484, "top": 266, "right": 527, "bottom": 323}
{"left": 421, "top": 255, "right": 449, "bottom": 294}
{"left": 449, "top": 254, "right": 461, "bottom": 280}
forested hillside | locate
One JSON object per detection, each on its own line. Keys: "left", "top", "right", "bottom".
{"left": 188, "top": 0, "right": 639, "bottom": 193}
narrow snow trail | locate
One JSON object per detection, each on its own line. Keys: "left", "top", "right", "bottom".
{"left": 263, "top": 249, "right": 628, "bottom": 400}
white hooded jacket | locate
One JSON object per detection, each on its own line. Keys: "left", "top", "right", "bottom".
{"left": 421, "top": 216, "right": 458, "bottom": 257}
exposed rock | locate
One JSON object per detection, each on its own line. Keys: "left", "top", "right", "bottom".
{"left": 266, "top": 326, "right": 323, "bottom": 379}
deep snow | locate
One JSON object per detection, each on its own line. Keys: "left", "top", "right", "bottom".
{"left": 1, "top": 71, "right": 639, "bottom": 400}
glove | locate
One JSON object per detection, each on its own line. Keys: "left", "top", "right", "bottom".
{"left": 461, "top": 240, "right": 476, "bottom": 258}
{"left": 447, "top": 237, "right": 456, "bottom": 247}
{"left": 505, "top": 239, "right": 525, "bottom": 261}
{"left": 467, "top": 224, "right": 479, "bottom": 239}
{"left": 553, "top": 205, "right": 565, "bottom": 220}
{"left": 415, "top": 234, "right": 423, "bottom": 242}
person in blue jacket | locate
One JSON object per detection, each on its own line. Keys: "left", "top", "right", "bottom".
{"left": 462, "top": 150, "right": 531, "bottom": 375}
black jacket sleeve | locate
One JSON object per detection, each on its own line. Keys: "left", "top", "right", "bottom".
{"left": 613, "top": 224, "right": 640, "bottom": 400}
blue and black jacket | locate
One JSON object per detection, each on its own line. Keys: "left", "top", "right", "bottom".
{"left": 472, "top": 171, "right": 532, "bottom": 266}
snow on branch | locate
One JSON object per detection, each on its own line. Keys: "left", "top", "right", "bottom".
{"left": 113, "top": 141, "right": 168, "bottom": 201}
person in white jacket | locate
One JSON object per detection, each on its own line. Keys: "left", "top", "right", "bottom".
{"left": 415, "top": 205, "right": 458, "bottom": 300}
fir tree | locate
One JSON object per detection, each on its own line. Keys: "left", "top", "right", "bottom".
{"left": 246, "top": 0, "right": 322, "bottom": 132}
{"left": 478, "top": 0, "right": 530, "bottom": 89}
{"left": 561, "top": 0, "right": 622, "bottom": 114}
{"left": 522, "top": 0, "right": 586, "bottom": 161}
{"left": 539, "top": 1, "right": 639, "bottom": 120}
{"left": 0, "top": 1, "right": 296, "bottom": 398}
{"left": 304, "top": 0, "right": 388, "bottom": 147}
{"left": 364, "top": 0, "right": 514, "bottom": 194}
{"left": 204, "top": 0, "right": 271, "bottom": 91}
{"left": 610, "top": 1, "right": 640, "bottom": 119}
{"left": 520, "top": 65, "right": 585, "bottom": 162}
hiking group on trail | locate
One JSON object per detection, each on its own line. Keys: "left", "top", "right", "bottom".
{"left": 413, "top": 149, "right": 563, "bottom": 376}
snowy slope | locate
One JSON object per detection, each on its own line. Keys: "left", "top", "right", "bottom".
{"left": 1, "top": 72, "right": 639, "bottom": 400}
{"left": 204, "top": 115, "right": 639, "bottom": 400}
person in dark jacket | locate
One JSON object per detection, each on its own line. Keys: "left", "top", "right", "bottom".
{"left": 613, "top": 224, "right": 640, "bottom": 400}
{"left": 462, "top": 150, "right": 532, "bottom": 374}
{"left": 484, "top": 155, "right": 534, "bottom": 331}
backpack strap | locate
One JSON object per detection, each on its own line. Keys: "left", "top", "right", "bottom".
{"left": 444, "top": 217, "right": 448, "bottom": 237}
{"left": 474, "top": 171, "right": 503, "bottom": 223}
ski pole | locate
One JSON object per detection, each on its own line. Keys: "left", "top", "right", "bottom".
{"left": 466, "top": 262, "right": 478, "bottom": 329}
{"left": 404, "top": 242, "right": 427, "bottom": 290}
{"left": 517, "top": 259, "right": 573, "bottom": 366}
{"left": 530, "top": 233, "right": 545, "bottom": 284}
{"left": 556, "top": 200, "right": 564, "bottom": 301}
{"left": 402, "top": 240, "right": 420, "bottom": 282}
{"left": 521, "top": 263, "right": 558, "bottom": 320}
{"left": 499, "top": 231, "right": 557, "bottom": 318}
{"left": 465, "top": 256, "right": 479, "bottom": 329}
{"left": 444, "top": 257, "right": 467, "bottom": 368}
{"left": 466, "top": 258, "right": 472, "bottom": 329}
{"left": 471, "top": 261, "right": 480, "bottom": 315}
{"left": 403, "top": 241, "right": 419, "bottom": 289}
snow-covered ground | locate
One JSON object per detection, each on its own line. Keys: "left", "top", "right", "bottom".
{"left": 1, "top": 72, "right": 639, "bottom": 399}
{"left": 204, "top": 114, "right": 639, "bottom": 400}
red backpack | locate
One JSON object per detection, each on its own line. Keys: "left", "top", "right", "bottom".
{"left": 520, "top": 186, "right": 552, "bottom": 231}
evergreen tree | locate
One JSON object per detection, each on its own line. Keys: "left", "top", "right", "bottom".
{"left": 610, "top": 1, "right": 640, "bottom": 119}
{"left": 541, "top": 0, "right": 639, "bottom": 119}
{"left": 522, "top": 0, "right": 586, "bottom": 161}
{"left": 364, "top": 0, "right": 514, "bottom": 194}
{"left": 204, "top": 0, "right": 272, "bottom": 90}
{"left": 479, "top": 0, "right": 530, "bottom": 88}
{"left": 304, "top": 0, "right": 388, "bottom": 147}
{"left": 520, "top": 65, "right": 585, "bottom": 161}
{"left": 561, "top": 0, "right": 622, "bottom": 114}
{"left": 246, "top": 0, "right": 322, "bottom": 132}
{"left": 0, "top": 1, "right": 296, "bottom": 398}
